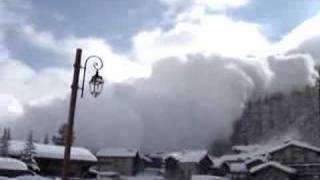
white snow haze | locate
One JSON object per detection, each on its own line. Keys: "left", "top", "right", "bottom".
{"left": 0, "top": 0, "right": 319, "bottom": 152}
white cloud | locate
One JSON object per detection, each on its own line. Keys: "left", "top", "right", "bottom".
{"left": 271, "top": 13, "right": 320, "bottom": 65}
{"left": 3, "top": 25, "right": 151, "bottom": 83}
{"left": 0, "top": 60, "right": 70, "bottom": 107}
{"left": 160, "top": 0, "right": 249, "bottom": 12}
{"left": 275, "top": 13, "right": 320, "bottom": 54}
{"left": 0, "top": 25, "right": 151, "bottom": 119}
{"left": 67, "top": 38, "right": 151, "bottom": 83}
{"left": 194, "top": 0, "right": 249, "bottom": 10}
{"left": 10, "top": 53, "right": 317, "bottom": 151}
{"left": 267, "top": 54, "right": 318, "bottom": 94}
{"left": 132, "top": 13, "right": 271, "bottom": 63}
{"left": 0, "top": 94, "right": 23, "bottom": 120}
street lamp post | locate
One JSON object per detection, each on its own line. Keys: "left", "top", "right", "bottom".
{"left": 62, "top": 48, "right": 104, "bottom": 180}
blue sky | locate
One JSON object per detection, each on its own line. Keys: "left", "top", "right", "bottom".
{"left": 4, "top": 0, "right": 320, "bottom": 57}
{"left": 22, "top": 0, "right": 320, "bottom": 48}
{"left": 0, "top": 0, "right": 319, "bottom": 107}
{"left": 1, "top": 0, "right": 319, "bottom": 103}
{"left": 227, "top": 0, "right": 320, "bottom": 40}
{"left": 27, "top": 0, "right": 165, "bottom": 51}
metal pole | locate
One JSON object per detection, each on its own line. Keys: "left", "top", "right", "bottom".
{"left": 318, "top": 68, "right": 320, "bottom": 122}
{"left": 62, "top": 48, "right": 82, "bottom": 180}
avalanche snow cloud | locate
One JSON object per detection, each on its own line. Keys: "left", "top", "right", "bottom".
{"left": 10, "top": 54, "right": 317, "bottom": 152}
{"left": 1, "top": 0, "right": 320, "bottom": 152}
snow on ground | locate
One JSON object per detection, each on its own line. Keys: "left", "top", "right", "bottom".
{"left": 124, "top": 175, "right": 164, "bottom": 180}
{"left": 191, "top": 175, "right": 230, "bottom": 180}
{"left": 0, "top": 175, "right": 229, "bottom": 180}
{"left": 0, "top": 176, "right": 52, "bottom": 180}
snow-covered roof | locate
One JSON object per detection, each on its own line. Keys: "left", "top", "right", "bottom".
{"left": 232, "top": 145, "right": 265, "bottom": 154}
{"left": 9, "top": 140, "right": 97, "bottom": 162}
{"left": 147, "top": 152, "right": 166, "bottom": 159}
{"left": 139, "top": 153, "right": 152, "bottom": 162}
{"left": 228, "top": 162, "right": 247, "bottom": 173}
{"left": 0, "top": 157, "right": 28, "bottom": 171}
{"left": 250, "top": 161, "right": 296, "bottom": 174}
{"left": 268, "top": 140, "right": 320, "bottom": 155}
{"left": 96, "top": 148, "right": 138, "bottom": 158}
{"left": 191, "top": 175, "right": 230, "bottom": 180}
{"left": 212, "top": 153, "right": 254, "bottom": 168}
{"left": 232, "top": 140, "right": 320, "bottom": 157}
{"left": 165, "top": 150, "right": 209, "bottom": 163}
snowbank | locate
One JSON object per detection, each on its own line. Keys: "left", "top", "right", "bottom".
{"left": 0, "top": 158, "right": 28, "bottom": 171}
{"left": 191, "top": 175, "right": 230, "bottom": 180}
{"left": 0, "top": 175, "right": 52, "bottom": 180}
{"left": 125, "top": 174, "right": 164, "bottom": 180}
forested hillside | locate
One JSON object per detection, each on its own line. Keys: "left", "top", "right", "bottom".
{"left": 231, "top": 83, "right": 320, "bottom": 147}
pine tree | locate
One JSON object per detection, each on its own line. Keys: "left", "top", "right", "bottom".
{"left": 5, "top": 128, "right": 11, "bottom": 141}
{"left": 23, "top": 130, "right": 36, "bottom": 159}
{"left": 43, "top": 134, "right": 49, "bottom": 144}
{"left": 21, "top": 130, "right": 38, "bottom": 171}
{"left": 0, "top": 128, "right": 10, "bottom": 157}
{"left": 52, "top": 123, "right": 75, "bottom": 145}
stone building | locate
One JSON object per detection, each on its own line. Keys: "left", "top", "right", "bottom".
{"left": 164, "top": 150, "right": 213, "bottom": 180}
{"left": 221, "top": 140, "right": 320, "bottom": 180}
{"left": 96, "top": 148, "right": 146, "bottom": 176}
{"left": 264, "top": 140, "right": 320, "bottom": 180}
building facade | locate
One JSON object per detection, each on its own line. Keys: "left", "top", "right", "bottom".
{"left": 164, "top": 150, "right": 213, "bottom": 180}
{"left": 96, "top": 148, "right": 145, "bottom": 176}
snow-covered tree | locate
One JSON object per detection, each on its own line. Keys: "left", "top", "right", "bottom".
{"left": 52, "top": 123, "right": 74, "bottom": 145}
{"left": 233, "top": 81, "right": 320, "bottom": 146}
{"left": 0, "top": 128, "right": 11, "bottom": 157}
{"left": 21, "top": 130, "right": 39, "bottom": 172}
{"left": 43, "top": 134, "right": 49, "bottom": 144}
{"left": 22, "top": 131, "right": 36, "bottom": 162}
{"left": 6, "top": 128, "right": 11, "bottom": 142}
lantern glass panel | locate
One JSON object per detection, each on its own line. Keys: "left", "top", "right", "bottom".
{"left": 89, "top": 71, "right": 104, "bottom": 97}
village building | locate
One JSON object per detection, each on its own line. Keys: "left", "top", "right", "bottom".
{"left": 146, "top": 152, "right": 166, "bottom": 169}
{"left": 264, "top": 140, "right": 320, "bottom": 180}
{"left": 211, "top": 153, "right": 259, "bottom": 178}
{"left": 164, "top": 150, "right": 213, "bottom": 180}
{"left": 249, "top": 161, "right": 297, "bottom": 180}
{"left": 96, "top": 148, "right": 148, "bottom": 176}
{"left": 244, "top": 157, "right": 266, "bottom": 170}
{"left": 215, "top": 140, "right": 320, "bottom": 180}
{"left": 8, "top": 140, "right": 97, "bottom": 178}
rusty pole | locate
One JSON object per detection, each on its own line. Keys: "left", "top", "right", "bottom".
{"left": 62, "top": 49, "right": 82, "bottom": 180}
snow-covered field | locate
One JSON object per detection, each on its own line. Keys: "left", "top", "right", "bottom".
{"left": 0, "top": 176, "right": 52, "bottom": 180}
{"left": 0, "top": 175, "right": 165, "bottom": 180}
{"left": 124, "top": 175, "right": 164, "bottom": 180}
{"left": 0, "top": 174, "right": 229, "bottom": 180}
